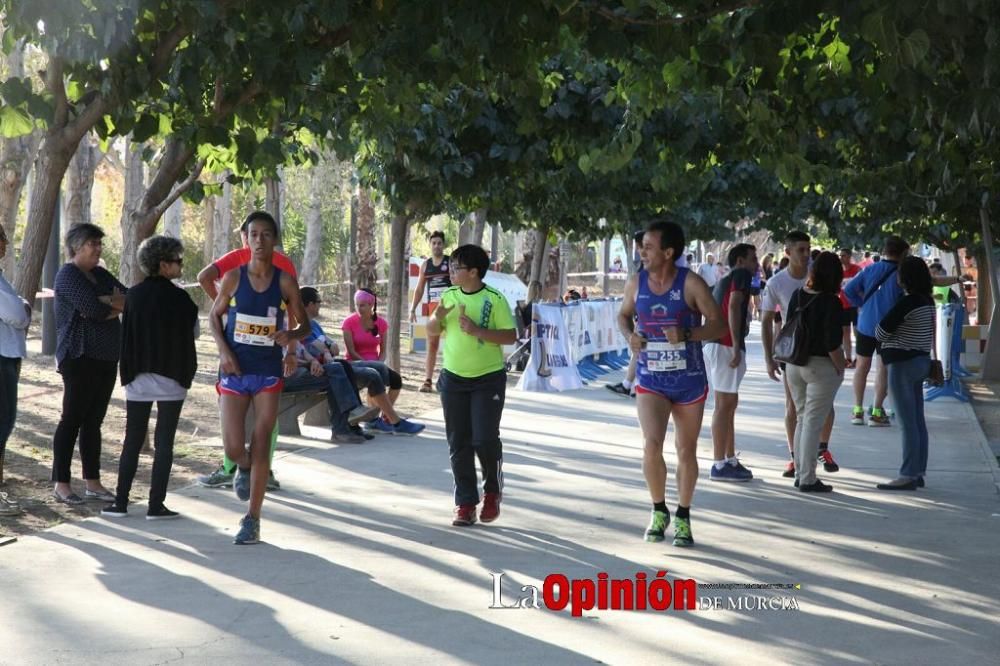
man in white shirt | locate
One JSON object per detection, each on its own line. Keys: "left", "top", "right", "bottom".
{"left": 760, "top": 230, "right": 839, "bottom": 479}
{"left": 697, "top": 253, "right": 719, "bottom": 287}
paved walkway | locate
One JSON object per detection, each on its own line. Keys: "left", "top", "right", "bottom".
{"left": 3, "top": 326, "right": 999, "bottom": 664}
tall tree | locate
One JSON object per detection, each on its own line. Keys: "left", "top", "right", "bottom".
{"left": 63, "top": 133, "right": 102, "bottom": 227}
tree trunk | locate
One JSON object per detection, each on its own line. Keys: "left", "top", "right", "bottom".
{"left": 118, "top": 138, "right": 147, "bottom": 286}
{"left": 558, "top": 239, "right": 569, "bottom": 297}
{"left": 347, "top": 187, "right": 358, "bottom": 299}
{"left": 216, "top": 176, "right": 232, "bottom": 257}
{"left": 301, "top": 164, "right": 324, "bottom": 285}
{"left": 386, "top": 213, "right": 410, "bottom": 370}
{"left": 63, "top": 133, "right": 102, "bottom": 228}
{"left": 118, "top": 136, "right": 202, "bottom": 286}
{"left": 353, "top": 184, "right": 377, "bottom": 289}
{"left": 265, "top": 172, "right": 282, "bottom": 235}
{"left": 978, "top": 205, "right": 1000, "bottom": 379}
{"left": 163, "top": 198, "right": 183, "bottom": 239}
{"left": 0, "top": 46, "right": 41, "bottom": 282}
{"left": 14, "top": 141, "right": 78, "bottom": 302}
{"left": 490, "top": 223, "right": 500, "bottom": 264}
{"left": 470, "top": 208, "right": 488, "bottom": 246}
{"left": 203, "top": 194, "right": 217, "bottom": 264}
{"left": 527, "top": 227, "right": 550, "bottom": 302}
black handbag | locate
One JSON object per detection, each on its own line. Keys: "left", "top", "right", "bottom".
{"left": 773, "top": 290, "right": 818, "bottom": 366}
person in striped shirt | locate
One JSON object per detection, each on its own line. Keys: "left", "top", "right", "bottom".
{"left": 874, "top": 257, "right": 936, "bottom": 491}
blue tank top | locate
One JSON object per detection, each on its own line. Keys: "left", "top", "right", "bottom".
{"left": 224, "top": 266, "right": 285, "bottom": 377}
{"left": 635, "top": 267, "right": 706, "bottom": 390}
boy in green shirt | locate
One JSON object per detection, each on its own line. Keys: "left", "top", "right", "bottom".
{"left": 427, "top": 245, "right": 517, "bottom": 526}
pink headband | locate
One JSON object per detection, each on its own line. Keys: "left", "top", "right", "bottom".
{"left": 354, "top": 290, "right": 376, "bottom": 305}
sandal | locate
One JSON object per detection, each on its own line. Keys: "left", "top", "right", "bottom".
{"left": 418, "top": 378, "right": 434, "bottom": 393}
{"left": 53, "top": 490, "right": 85, "bottom": 505}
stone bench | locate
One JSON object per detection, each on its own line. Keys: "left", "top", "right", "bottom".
{"left": 243, "top": 390, "right": 328, "bottom": 439}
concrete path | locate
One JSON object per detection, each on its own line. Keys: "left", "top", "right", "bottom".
{"left": 3, "top": 326, "right": 999, "bottom": 665}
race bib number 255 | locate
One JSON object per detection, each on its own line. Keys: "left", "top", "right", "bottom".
{"left": 645, "top": 341, "right": 687, "bottom": 372}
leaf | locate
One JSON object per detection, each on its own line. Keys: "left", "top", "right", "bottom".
{"left": 0, "top": 105, "right": 33, "bottom": 138}
{"left": 132, "top": 114, "right": 159, "bottom": 143}
{"left": 900, "top": 29, "right": 930, "bottom": 68}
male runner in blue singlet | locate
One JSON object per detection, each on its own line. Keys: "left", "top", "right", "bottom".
{"left": 209, "top": 211, "right": 310, "bottom": 545}
{"left": 617, "top": 219, "right": 726, "bottom": 547}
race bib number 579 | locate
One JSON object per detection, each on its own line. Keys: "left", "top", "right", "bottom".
{"left": 234, "top": 313, "right": 276, "bottom": 346}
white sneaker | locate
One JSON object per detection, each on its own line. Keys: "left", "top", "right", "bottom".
{"left": 0, "top": 491, "right": 22, "bottom": 516}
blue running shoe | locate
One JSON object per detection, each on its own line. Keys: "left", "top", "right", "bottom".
{"left": 392, "top": 419, "right": 425, "bottom": 436}
{"left": 710, "top": 457, "right": 753, "bottom": 482}
{"left": 363, "top": 417, "right": 394, "bottom": 434}
{"left": 234, "top": 513, "right": 260, "bottom": 545}
{"left": 234, "top": 466, "right": 251, "bottom": 501}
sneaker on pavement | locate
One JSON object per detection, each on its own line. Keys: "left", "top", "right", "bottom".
{"left": 266, "top": 470, "right": 280, "bottom": 492}
{"left": 0, "top": 491, "right": 21, "bottom": 516}
{"left": 782, "top": 460, "right": 796, "bottom": 478}
{"left": 364, "top": 417, "right": 394, "bottom": 434}
{"left": 605, "top": 382, "right": 631, "bottom": 396}
{"left": 710, "top": 461, "right": 752, "bottom": 482}
{"left": 234, "top": 466, "right": 251, "bottom": 501}
{"left": 868, "top": 409, "right": 891, "bottom": 427}
{"left": 818, "top": 449, "right": 840, "bottom": 473}
{"left": 146, "top": 505, "right": 180, "bottom": 520}
{"left": 480, "top": 492, "right": 501, "bottom": 523}
{"left": 672, "top": 516, "right": 695, "bottom": 547}
{"left": 644, "top": 509, "right": 669, "bottom": 542}
{"left": 348, "top": 404, "right": 380, "bottom": 426}
{"left": 452, "top": 504, "right": 478, "bottom": 526}
{"left": 851, "top": 406, "right": 865, "bottom": 426}
{"left": 101, "top": 503, "right": 127, "bottom": 518}
{"left": 392, "top": 418, "right": 425, "bottom": 436}
{"left": 234, "top": 513, "right": 260, "bottom": 544}
{"left": 198, "top": 466, "right": 233, "bottom": 488}
{"left": 331, "top": 431, "right": 367, "bottom": 444}
{"left": 350, "top": 425, "right": 375, "bottom": 440}
{"left": 799, "top": 480, "right": 833, "bottom": 493}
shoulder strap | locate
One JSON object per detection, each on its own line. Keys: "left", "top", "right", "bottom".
{"left": 861, "top": 266, "right": 897, "bottom": 307}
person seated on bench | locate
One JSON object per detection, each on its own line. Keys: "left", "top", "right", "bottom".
{"left": 285, "top": 334, "right": 379, "bottom": 443}
{"left": 304, "top": 288, "right": 424, "bottom": 436}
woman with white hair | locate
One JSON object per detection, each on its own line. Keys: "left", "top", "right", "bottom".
{"left": 102, "top": 235, "right": 198, "bottom": 519}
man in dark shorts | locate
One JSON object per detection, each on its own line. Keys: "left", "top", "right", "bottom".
{"left": 209, "top": 211, "right": 310, "bottom": 545}
{"left": 410, "top": 231, "right": 451, "bottom": 392}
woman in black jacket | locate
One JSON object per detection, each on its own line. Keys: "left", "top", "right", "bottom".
{"left": 103, "top": 236, "right": 198, "bottom": 519}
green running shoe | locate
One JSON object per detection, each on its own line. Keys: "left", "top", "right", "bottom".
{"left": 672, "top": 516, "right": 694, "bottom": 547}
{"left": 644, "top": 509, "right": 669, "bottom": 542}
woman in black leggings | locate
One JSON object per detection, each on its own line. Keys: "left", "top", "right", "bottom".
{"left": 102, "top": 235, "right": 198, "bottom": 519}
{"left": 51, "top": 224, "right": 126, "bottom": 504}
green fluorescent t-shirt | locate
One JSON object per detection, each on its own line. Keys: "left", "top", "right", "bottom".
{"left": 439, "top": 284, "right": 515, "bottom": 378}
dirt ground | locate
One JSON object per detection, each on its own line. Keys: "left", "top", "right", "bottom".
{"left": 0, "top": 297, "right": 517, "bottom": 541}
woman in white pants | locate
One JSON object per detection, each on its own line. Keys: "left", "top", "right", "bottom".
{"left": 783, "top": 252, "right": 847, "bottom": 493}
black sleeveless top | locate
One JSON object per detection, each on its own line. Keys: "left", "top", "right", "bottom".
{"left": 424, "top": 256, "right": 452, "bottom": 300}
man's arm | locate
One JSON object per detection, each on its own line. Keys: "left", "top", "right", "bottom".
{"left": 617, "top": 275, "right": 644, "bottom": 353}
{"left": 197, "top": 263, "right": 221, "bottom": 301}
{"left": 677, "top": 273, "right": 727, "bottom": 342}
{"left": 727, "top": 290, "right": 746, "bottom": 365}
{"left": 843, "top": 270, "right": 866, "bottom": 307}
{"left": 272, "top": 272, "right": 310, "bottom": 346}
{"left": 409, "top": 264, "right": 428, "bottom": 322}
{"left": 209, "top": 270, "right": 240, "bottom": 375}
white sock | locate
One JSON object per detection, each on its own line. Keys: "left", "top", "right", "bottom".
{"left": 621, "top": 379, "right": 632, "bottom": 390}
{"left": 713, "top": 459, "right": 727, "bottom": 470}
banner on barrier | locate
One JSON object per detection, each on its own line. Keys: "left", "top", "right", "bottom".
{"left": 517, "top": 303, "right": 584, "bottom": 392}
